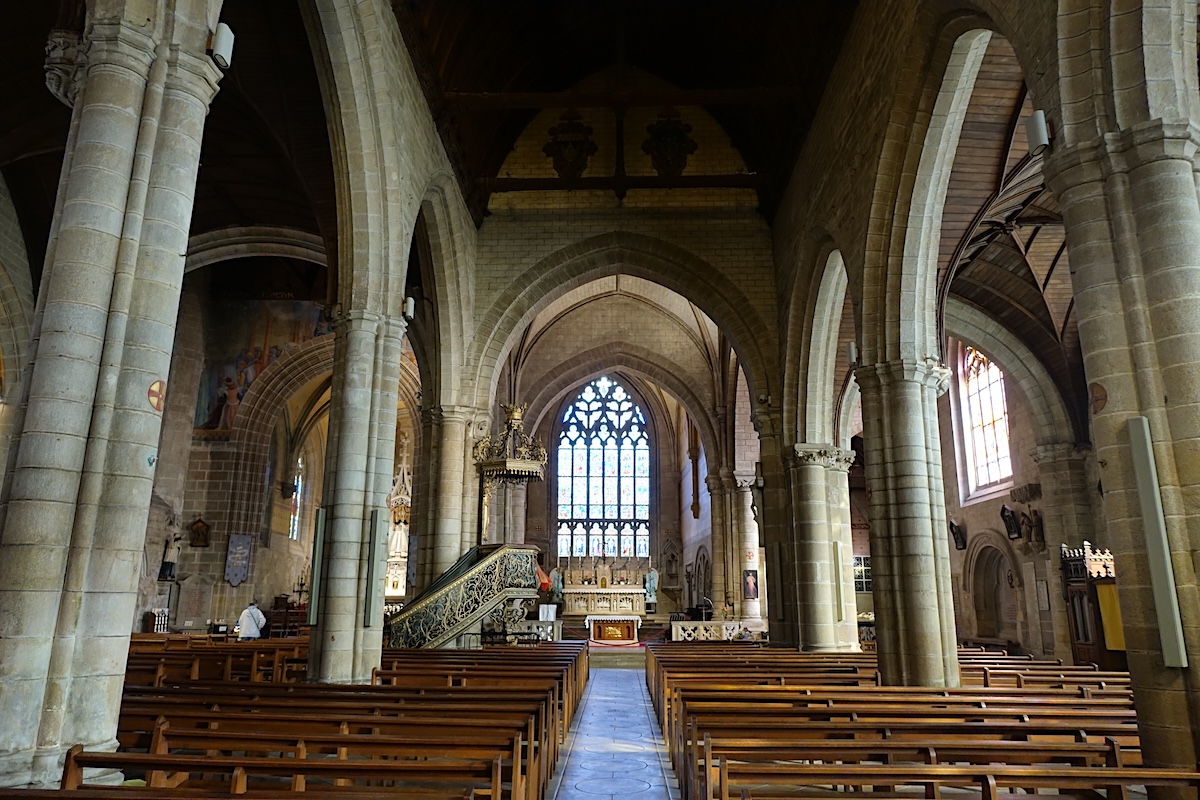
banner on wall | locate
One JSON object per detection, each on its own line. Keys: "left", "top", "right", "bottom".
{"left": 225, "top": 534, "right": 253, "bottom": 587}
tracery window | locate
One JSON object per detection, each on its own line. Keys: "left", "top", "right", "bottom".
{"left": 961, "top": 346, "right": 1012, "bottom": 491}
{"left": 556, "top": 377, "right": 650, "bottom": 559}
{"left": 288, "top": 458, "right": 304, "bottom": 541}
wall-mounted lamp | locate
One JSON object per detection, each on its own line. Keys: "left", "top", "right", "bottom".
{"left": 403, "top": 296, "right": 416, "bottom": 320}
{"left": 1026, "top": 109, "right": 1051, "bottom": 156}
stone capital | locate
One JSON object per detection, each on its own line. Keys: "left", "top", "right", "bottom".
{"left": 163, "top": 45, "right": 224, "bottom": 108}
{"left": 1045, "top": 120, "right": 1200, "bottom": 198}
{"left": 793, "top": 443, "right": 855, "bottom": 471}
{"left": 1032, "top": 442, "right": 1091, "bottom": 466}
{"left": 704, "top": 474, "right": 727, "bottom": 494}
{"left": 83, "top": 17, "right": 159, "bottom": 78}
{"left": 45, "top": 28, "right": 89, "bottom": 107}
{"left": 854, "top": 357, "right": 950, "bottom": 396}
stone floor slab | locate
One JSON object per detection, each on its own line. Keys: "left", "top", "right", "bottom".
{"left": 548, "top": 656, "right": 678, "bottom": 800}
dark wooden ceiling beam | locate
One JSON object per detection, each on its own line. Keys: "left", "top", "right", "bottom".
{"left": 480, "top": 174, "right": 769, "bottom": 192}
{"left": 445, "top": 87, "right": 804, "bottom": 109}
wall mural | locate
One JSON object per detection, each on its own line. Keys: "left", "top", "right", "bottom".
{"left": 193, "top": 258, "right": 330, "bottom": 431}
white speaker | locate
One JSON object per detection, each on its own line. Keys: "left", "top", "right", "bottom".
{"left": 211, "top": 22, "right": 234, "bottom": 70}
{"left": 1026, "top": 109, "right": 1050, "bottom": 156}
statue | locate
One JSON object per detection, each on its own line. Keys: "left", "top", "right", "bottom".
{"left": 643, "top": 567, "right": 659, "bottom": 605}
{"left": 549, "top": 567, "right": 564, "bottom": 603}
{"left": 157, "top": 533, "right": 183, "bottom": 582}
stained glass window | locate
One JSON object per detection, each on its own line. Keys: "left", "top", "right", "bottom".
{"left": 853, "top": 555, "right": 871, "bottom": 592}
{"left": 962, "top": 347, "right": 1012, "bottom": 490}
{"left": 288, "top": 458, "right": 304, "bottom": 541}
{"left": 556, "top": 377, "right": 652, "bottom": 558}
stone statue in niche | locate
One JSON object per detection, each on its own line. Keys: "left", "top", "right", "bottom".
{"left": 543, "top": 111, "right": 598, "bottom": 179}
{"left": 642, "top": 110, "right": 697, "bottom": 178}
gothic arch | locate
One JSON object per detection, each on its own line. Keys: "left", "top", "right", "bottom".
{"left": 226, "top": 336, "right": 336, "bottom": 536}
{"left": 463, "top": 232, "right": 776, "bottom": 416}
{"left": 862, "top": 19, "right": 993, "bottom": 363}
{"left": 412, "top": 173, "right": 475, "bottom": 406}
{"left": 303, "top": 0, "right": 459, "bottom": 317}
{"left": 185, "top": 226, "right": 327, "bottom": 273}
{"left": 960, "top": 528, "right": 1024, "bottom": 642}
{"left": 802, "top": 248, "right": 850, "bottom": 445}
{"left": 523, "top": 345, "right": 721, "bottom": 468}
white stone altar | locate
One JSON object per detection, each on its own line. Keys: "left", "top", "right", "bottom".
{"left": 585, "top": 614, "right": 641, "bottom": 643}
{"left": 563, "top": 586, "right": 646, "bottom": 616}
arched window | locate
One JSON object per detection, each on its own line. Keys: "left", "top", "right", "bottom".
{"left": 288, "top": 457, "right": 305, "bottom": 541}
{"left": 556, "top": 377, "right": 650, "bottom": 559}
{"left": 961, "top": 346, "right": 1012, "bottom": 491}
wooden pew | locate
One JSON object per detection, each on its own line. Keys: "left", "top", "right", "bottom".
{"left": 62, "top": 744, "right": 504, "bottom": 797}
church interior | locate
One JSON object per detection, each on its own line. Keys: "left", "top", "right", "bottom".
{"left": 3, "top": 0, "right": 1200, "bottom": 795}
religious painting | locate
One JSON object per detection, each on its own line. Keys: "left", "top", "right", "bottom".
{"left": 192, "top": 258, "right": 330, "bottom": 432}
{"left": 742, "top": 569, "right": 759, "bottom": 600}
{"left": 189, "top": 516, "right": 210, "bottom": 548}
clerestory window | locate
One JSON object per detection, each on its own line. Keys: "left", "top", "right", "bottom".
{"left": 960, "top": 345, "right": 1012, "bottom": 493}
{"left": 556, "top": 377, "right": 650, "bottom": 559}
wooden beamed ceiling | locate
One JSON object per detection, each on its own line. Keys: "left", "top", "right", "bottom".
{"left": 941, "top": 35, "right": 1086, "bottom": 441}
{"left": 392, "top": 0, "right": 858, "bottom": 222}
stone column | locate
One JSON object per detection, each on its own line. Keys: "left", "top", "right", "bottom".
{"left": 312, "top": 311, "right": 403, "bottom": 683}
{"left": 461, "top": 411, "right": 488, "bottom": 552}
{"left": 732, "top": 474, "right": 763, "bottom": 626}
{"left": 505, "top": 483, "right": 527, "bottom": 544}
{"left": 46, "top": 42, "right": 222, "bottom": 774}
{"left": 415, "top": 406, "right": 441, "bottom": 590}
{"left": 1045, "top": 125, "right": 1200, "bottom": 771}
{"left": 755, "top": 410, "right": 798, "bottom": 647}
{"left": 825, "top": 448, "right": 860, "bottom": 650}
{"left": 1031, "top": 443, "right": 1096, "bottom": 661}
{"left": 704, "top": 474, "right": 730, "bottom": 612}
{"left": 855, "top": 359, "right": 959, "bottom": 687}
{"left": 792, "top": 445, "right": 838, "bottom": 651}
{"left": 0, "top": 11, "right": 223, "bottom": 787}
{"left": 432, "top": 406, "right": 471, "bottom": 575}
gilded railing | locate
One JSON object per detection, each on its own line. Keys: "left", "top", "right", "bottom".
{"left": 386, "top": 545, "right": 540, "bottom": 648}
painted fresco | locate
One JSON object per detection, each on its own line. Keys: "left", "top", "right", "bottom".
{"left": 194, "top": 258, "right": 330, "bottom": 430}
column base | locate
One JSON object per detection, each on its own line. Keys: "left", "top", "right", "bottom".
{"left": 0, "top": 748, "right": 33, "bottom": 789}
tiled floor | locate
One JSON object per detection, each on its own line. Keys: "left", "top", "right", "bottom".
{"left": 549, "top": 658, "right": 679, "bottom": 800}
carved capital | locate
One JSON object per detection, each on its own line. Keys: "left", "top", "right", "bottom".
{"left": 45, "top": 28, "right": 88, "bottom": 108}
{"left": 792, "top": 443, "right": 854, "bottom": 470}
{"left": 854, "top": 357, "right": 950, "bottom": 396}
{"left": 1032, "top": 442, "right": 1091, "bottom": 466}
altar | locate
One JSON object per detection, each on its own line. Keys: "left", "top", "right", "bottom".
{"left": 562, "top": 586, "right": 646, "bottom": 616}
{"left": 585, "top": 614, "right": 641, "bottom": 643}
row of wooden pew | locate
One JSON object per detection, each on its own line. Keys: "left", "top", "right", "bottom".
{"left": 646, "top": 642, "right": 1197, "bottom": 800}
{"left": 0, "top": 639, "right": 588, "bottom": 800}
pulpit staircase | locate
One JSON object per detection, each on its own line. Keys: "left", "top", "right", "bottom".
{"left": 385, "top": 544, "right": 541, "bottom": 648}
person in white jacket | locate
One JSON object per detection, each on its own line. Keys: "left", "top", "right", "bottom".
{"left": 237, "top": 599, "right": 267, "bottom": 640}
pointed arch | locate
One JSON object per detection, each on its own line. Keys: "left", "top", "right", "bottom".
{"left": 862, "top": 21, "right": 992, "bottom": 363}
{"left": 464, "top": 231, "right": 775, "bottom": 416}
{"left": 523, "top": 344, "right": 721, "bottom": 466}
{"left": 803, "top": 249, "right": 850, "bottom": 444}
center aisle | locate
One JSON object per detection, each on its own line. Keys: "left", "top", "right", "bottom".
{"left": 549, "top": 648, "right": 679, "bottom": 800}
